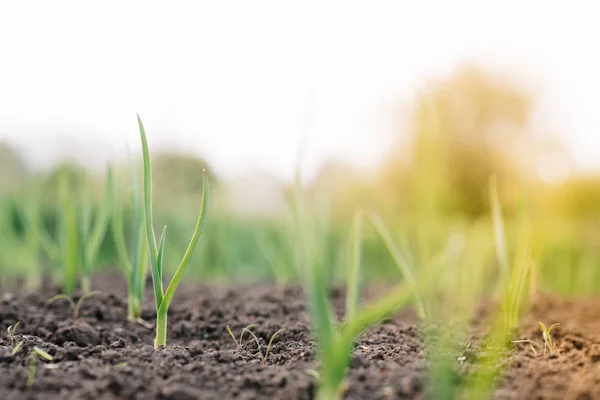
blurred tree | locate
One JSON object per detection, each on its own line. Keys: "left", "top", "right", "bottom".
{"left": 384, "top": 65, "right": 540, "bottom": 216}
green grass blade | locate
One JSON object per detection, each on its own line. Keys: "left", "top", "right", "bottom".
{"left": 32, "top": 346, "right": 53, "bottom": 361}
{"left": 157, "top": 225, "right": 167, "bottom": 286}
{"left": 110, "top": 172, "right": 132, "bottom": 275}
{"left": 226, "top": 325, "right": 239, "bottom": 347}
{"left": 159, "top": 170, "right": 209, "bottom": 315}
{"left": 130, "top": 149, "right": 147, "bottom": 305}
{"left": 134, "top": 224, "right": 149, "bottom": 309}
{"left": 138, "top": 114, "right": 163, "bottom": 308}
{"left": 341, "top": 282, "right": 419, "bottom": 347}
{"left": 85, "top": 167, "right": 113, "bottom": 270}
{"left": 264, "top": 328, "right": 285, "bottom": 364}
{"left": 291, "top": 173, "right": 336, "bottom": 354}
{"left": 47, "top": 294, "right": 76, "bottom": 310}
{"left": 367, "top": 211, "right": 426, "bottom": 318}
{"left": 59, "top": 175, "right": 79, "bottom": 296}
{"left": 345, "top": 211, "right": 363, "bottom": 322}
{"left": 490, "top": 177, "right": 509, "bottom": 285}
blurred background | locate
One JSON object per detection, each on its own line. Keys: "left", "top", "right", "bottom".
{"left": 1, "top": 1, "right": 599, "bottom": 293}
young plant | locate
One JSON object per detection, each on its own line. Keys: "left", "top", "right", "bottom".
{"left": 27, "top": 167, "right": 113, "bottom": 295}
{"left": 7, "top": 321, "right": 21, "bottom": 345}
{"left": 26, "top": 346, "right": 54, "bottom": 390}
{"left": 47, "top": 291, "right": 101, "bottom": 322}
{"left": 459, "top": 180, "right": 534, "bottom": 399}
{"left": 76, "top": 168, "right": 113, "bottom": 293}
{"left": 292, "top": 176, "right": 421, "bottom": 400}
{"left": 138, "top": 115, "right": 209, "bottom": 348}
{"left": 110, "top": 156, "right": 149, "bottom": 322}
{"left": 226, "top": 324, "right": 256, "bottom": 349}
{"left": 242, "top": 327, "right": 286, "bottom": 366}
{"left": 366, "top": 212, "right": 428, "bottom": 319}
{"left": 512, "top": 322, "right": 560, "bottom": 355}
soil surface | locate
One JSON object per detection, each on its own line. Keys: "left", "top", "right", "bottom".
{"left": 0, "top": 271, "right": 599, "bottom": 399}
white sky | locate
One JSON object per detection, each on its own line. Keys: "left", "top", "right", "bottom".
{"left": 1, "top": 1, "right": 599, "bottom": 182}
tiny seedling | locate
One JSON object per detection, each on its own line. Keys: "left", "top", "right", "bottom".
{"left": 226, "top": 324, "right": 256, "bottom": 349}
{"left": 12, "top": 341, "right": 23, "bottom": 355}
{"left": 241, "top": 327, "right": 286, "bottom": 366}
{"left": 26, "top": 346, "right": 54, "bottom": 390}
{"left": 138, "top": 115, "right": 209, "bottom": 348}
{"left": 7, "top": 321, "right": 21, "bottom": 345}
{"left": 512, "top": 322, "right": 560, "bottom": 355}
{"left": 47, "top": 291, "right": 101, "bottom": 322}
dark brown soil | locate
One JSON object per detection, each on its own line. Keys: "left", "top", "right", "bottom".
{"left": 0, "top": 272, "right": 599, "bottom": 399}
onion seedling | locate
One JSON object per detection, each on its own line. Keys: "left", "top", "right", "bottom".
{"left": 226, "top": 324, "right": 256, "bottom": 349}
{"left": 138, "top": 115, "right": 209, "bottom": 348}
{"left": 366, "top": 212, "right": 428, "bottom": 319}
{"left": 110, "top": 156, "right": 149, "bottom": 322}
{"left": 28, "top": 167, "right": 113, "bottom": 295}
{"left": 26, "top": 346, "right": 54, "bottom": 390}
{"left": 12, "top": 341, "right": 23, "bottom": 356}
{"left": 512, "top": 322, "right": 560, "bottom": 355}
{"left": 459, "top": 180, "right": 535, "bottom": 399}
{"left": 292, "top": 173, "right": 421, "bottom": 400}
{"left": 242, "top": 327, "right": 286, "bottom": 366}
{"left": 7, "top": 321, "right": 20, "bottom": 345}
{"left": 47, "top": 291, "right": 100, "bottom": 322}
{"left": 76, "top": 169, "right": 113, "bottom": 293}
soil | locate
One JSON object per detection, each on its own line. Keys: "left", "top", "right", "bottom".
{"left": 1, "top": 271, "right": 599, "bottom": 399}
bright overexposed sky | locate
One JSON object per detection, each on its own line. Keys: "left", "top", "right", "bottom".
{"left": 1, "top": 1, "right": 599, "bottom": 182}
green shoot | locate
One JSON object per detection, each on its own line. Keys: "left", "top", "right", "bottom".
{"left": 31, "top": 167, "right": 113, "bottom": 295}
{"left": 366, "top": 211, "right": 427, "bottom": 319}
{"left": 490, "top": 177, "right": 509, "bottom": 286}
{"left": 12, "top": 341, "right": 23, "bottom": 355}
{"left": 226, "top": 324, "right": 256, "bottom": 349}
{"left": 7, "top": 321, "right": 21, "bottom": 345}
{"left": 59, "top": 171, "right": 79, "bottom": 296}
{"left": 110, "top": 155, "right": 149, "bottom": 321}
{"left": 47, "top": 291, "right": 101, "bottom": 322}
{"left": 77, "top": 168, "right": 113, "bottom": 293}
{"left": 345, "top": 212, "right": 362, "bottom": 322}
{"left": 32, "top": 346, "right": 53, "bottom": 361}
{"left": 26, "top": 346, "right": 54, "bottom": 390}
{"left": 292, "top": 174, "right": 421, "bottom": 399}
{"left": 512, "top": 322, "right": 560, "bottom": 355}
{"left": 459, "top": 181, "right": 534, "bottom": 399}
{"left": 138, "top": 114, "right": 210, "bottom": 348}
{"left": 242, "top": 327, "right": 286, "bottom": 366}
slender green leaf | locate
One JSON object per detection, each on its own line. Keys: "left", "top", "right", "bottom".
{"left": 159, "top": 170, "right": 209, "bottom": 315}
{"left": 139, "top": 114, "right": 163, "bottom": 309}
{"left": 345, "top": 211, "right": 363, "bottom": 322}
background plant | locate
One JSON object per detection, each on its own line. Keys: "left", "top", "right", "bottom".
{"left": 110, "top": 155, "right": 148, "bottom": 321}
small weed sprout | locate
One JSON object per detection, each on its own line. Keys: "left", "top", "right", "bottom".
{"left": 47, "top": 291, "right": 101, "bottom": 322}
{"left": 241, "top": 327, "right": 286, "bottom": 366}
{"left": 26, "top": 346, "right": 54, "bottom": 390}
{"left": 7, "top": 321, "right": 21, "bottom": 345}
{"left": 512, "top": 322, "right": 560, "bottom": 355}
{"left": 226, "top": 324, "right": 256, "bottom": 349}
